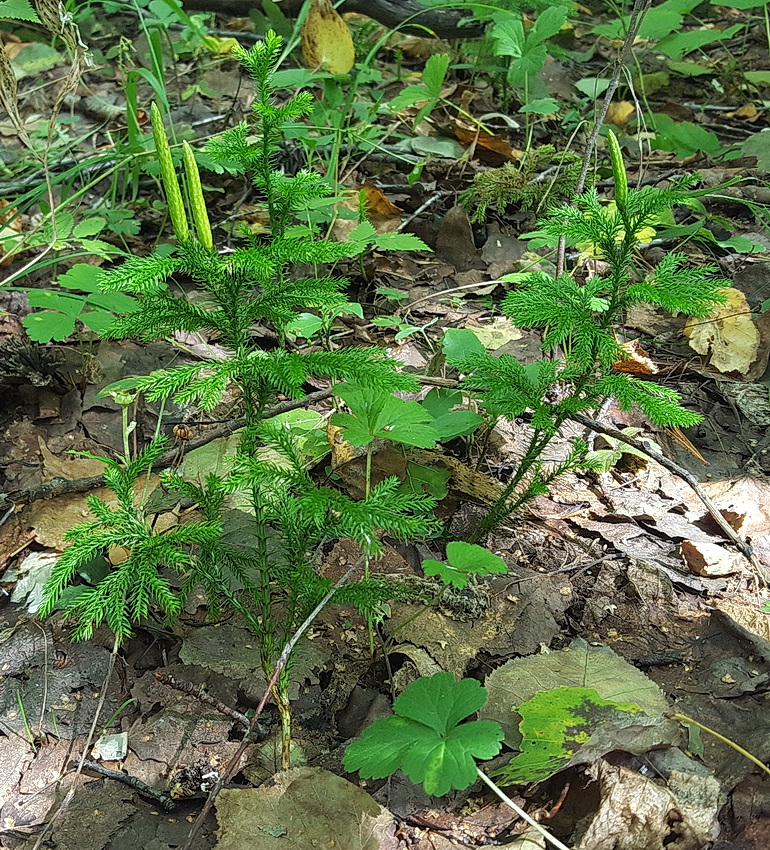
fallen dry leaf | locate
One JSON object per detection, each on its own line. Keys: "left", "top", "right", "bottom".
{"left": 680, "top": 539, "right": 742, "bottom": 576}
{"left": 613, "top": 339, "right": 659, "bottom": 375}
{"left": 301, "top": 0, "right": 355, "bottom": 74}
{"left": 684, "top": 287, "right": 760, "bottom": 375}
{"left": 453, "top": 120, "right": 522, "bottom": 163}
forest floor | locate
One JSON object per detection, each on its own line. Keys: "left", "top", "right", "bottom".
{"left": 2, "top": 3, "right": 770, "bottom": 849}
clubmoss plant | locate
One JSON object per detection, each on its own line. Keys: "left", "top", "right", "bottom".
{"left": 462, "top": 145, "right": 584, "bottom": 223}
{"left": 453, "top": 131, "right": 729, "bottom": 540}
{"left": 39, "top": 31, "right": 435, "bottom": 768}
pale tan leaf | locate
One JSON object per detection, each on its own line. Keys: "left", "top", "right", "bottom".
{"left": 684, "top": 287, "right": 760, "bottom": 375}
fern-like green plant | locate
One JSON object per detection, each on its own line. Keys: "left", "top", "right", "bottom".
{"left": 461, "top": 145, "right": 583, "bottom": 223}
{"left": 452, "top": 132, "right": 729, "bottom": 540}
{"left": 40, "top": 31, "right": 435, "bottom": 769}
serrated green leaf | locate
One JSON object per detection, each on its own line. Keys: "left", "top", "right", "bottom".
{"left": 23, "top": 311, "right": 77, "bottom": 342}
{"left": 422, "top": 53, "right": 450, "bottom": 98}
{"left": 57, "top": 263, "right": 102, "bottom": 292}
{"left": 26, "top": 290, "right": 85, "bottom": 316}
{"left": 657, "top": 23, "right": 741, "bottom": 59}
{"left": 420, "top": 389, "right": 482, "bottom": 441}
{"left": 529, "top": 6, "right": 568, "bottom": 45}
{"left": 519, "top": 98, "right": 559, "bottom": 114}
{"left": 80, "top": 310, "right": 117, "bottom": 335}
{"left": 286, "top": 312, "right": 323, "bottom": 338}
{"left": 332, "top": 383, "right": 438, "bottom": 448}
{"left": 491, "top": 17, "right": 525, "bottom": 58}
{"left": 389, "top": 83, "right": 432, "bottom": 111}
{"left": 72, "top": 216, "right": 106, "bottom": 238}
{"left": 86, "top": 291, "right": 139, "bottom": 314}
{"left": 423, "top": 541, "right": 507, "bottom": 589}
{"left": 0, "top": 0, "right": 40, "bottom": 22}
{"left": 349, "top": 220, "right": 377, "bottom": 245}
{"left": 395, "top": 673, "right": 487, "bottom": 732}
{"left": 400, "top": 462, "right": 450, "bottom": 499}
{"left": 373, "top": 231, "right": 431, "bottom": 251}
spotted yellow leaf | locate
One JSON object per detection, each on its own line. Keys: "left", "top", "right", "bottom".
{"left": 301, "top": 0, "right": 355, "bottom": 75}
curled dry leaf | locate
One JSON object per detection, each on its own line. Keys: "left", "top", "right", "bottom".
{"left": 300, "top": 0, "right": 355, "bottom": 75}
{"left": 684, "top": 287, "right": 760, "bottom": 375}
{"left": 680, "top": 539, "right": 742, "bottom": 577}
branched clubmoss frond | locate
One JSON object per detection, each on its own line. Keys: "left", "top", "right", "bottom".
{"left": 625, "top": 253, "right": 729, "bottom": 317}
{"left": 462, "top": 146, "right": 584, "bottom": 223}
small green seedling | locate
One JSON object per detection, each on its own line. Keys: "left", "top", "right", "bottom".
{"left": 371, "top": 314, "right": 438, "bottom": 343}
{"left": 332, "top": 383, "right": 440, "bottom": 449}
{"left": 388, "top": 53, "right": 451, "bottom": 128}
{"left": 422, "top": 541, "right": 507, "bottom": 590}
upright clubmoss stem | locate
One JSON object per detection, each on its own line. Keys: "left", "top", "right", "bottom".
{"left": 150, "top": 102, "right": 189, "bottom": 243}
{"left": 182, "top": 141, "right": 214, "bottom": 250}
{"left": 606, "top": 129, "right": 628, "bottom": 215}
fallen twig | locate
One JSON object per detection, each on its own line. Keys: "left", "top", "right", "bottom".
{"left": 570, "top": 412, "right": 768, "bottom": 585}
{"left": 81, "top": 760, "right": 176, "bottom": 812}
{"left": 153, "top": 670, "right": 267, "bottom": 735}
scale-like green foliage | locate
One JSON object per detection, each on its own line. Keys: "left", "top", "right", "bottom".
{"left": 458, "top": 164, "right": 728, "bottom": 539}
{"left": 39, "top": 440, "right": 221, "bottom": 641}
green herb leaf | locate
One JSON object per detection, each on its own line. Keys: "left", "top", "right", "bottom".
{"left": 423, "top": 541, "right": 507, "bottom": 589}
{"left": 344, "top": 673, "right": 504, "bottom": 796}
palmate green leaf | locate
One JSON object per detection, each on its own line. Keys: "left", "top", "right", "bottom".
{"left": 423, "top": 541, "right": 508, "bottom": 589}
{"left": 26, "top": 290, "right": 84, "bottom": 316}
{"left": 529, "top": 5, "right": 569, "bottom": 44}
{"left": 442, "top": 327, "right": 485, "bottom": 367}
{"left": 332, "top": 383, "right": 439, "bottom": 448}
{"left": 420, "top": 388, "right": 483, "bottom": 441}
{"left": 344, "top": 673, "right": 504, "bottom": 796}
{"left": 23, "top": 311, "right": 77, "bottom": 342}
{"left": 57, "top": 263, "right": 102, "bottom": 292}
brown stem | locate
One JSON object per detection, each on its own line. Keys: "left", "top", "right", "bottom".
{"left": 180, "top": 557, "right": 364, "bottom": 850}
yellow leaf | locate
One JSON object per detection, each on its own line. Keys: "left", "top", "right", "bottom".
{"left": 200, "top": 36, "right": 240, "bottom": 55}
{"left": 606, "top": 100, "right": 635, "bottom": 129}
{"left": 684, "top": 287, "right": 760, "bottom": 375}
{"left": 301, "top": 0, "right": 355, "bottom": 75}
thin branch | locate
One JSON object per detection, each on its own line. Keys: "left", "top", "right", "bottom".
{"left": 2, "top": 389, "right": 333, "bottom": 509}
{"left": 570, "top": 412, "right": 768, "bottom": 585}
{"left": 81, "top": 760, "right": 176, "bottom": 812}
{"left": 180, "top": 556, "right": 364, "bottom": 850}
